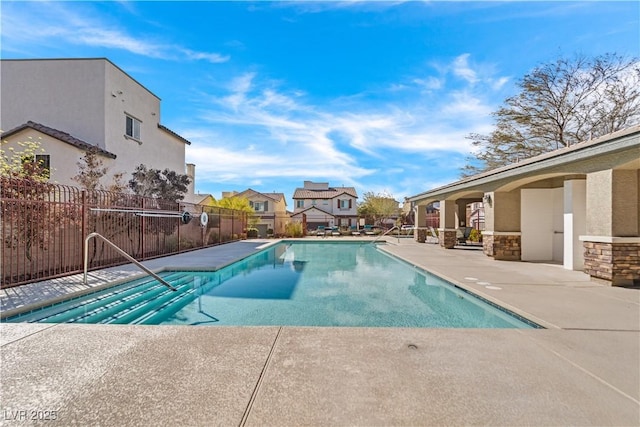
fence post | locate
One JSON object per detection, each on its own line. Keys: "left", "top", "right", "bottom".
{"left": 140, "top": 197, "right": 145, "bottom": 260}
{"left": 200, "top": 205, "right": 205, "bottom": 247}
{"left": 81, "top": 190, "right": 88, "bottom": 244}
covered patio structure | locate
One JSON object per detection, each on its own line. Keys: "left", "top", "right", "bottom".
{"left": 408, "top": 126, "right": 640, "bottom": 287}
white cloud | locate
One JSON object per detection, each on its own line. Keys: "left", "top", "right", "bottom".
{"left": 181, "top": 49, "right": 230, "bottom": 64}
{"left": 412, "top": 76, "right": 444, "bottom": 91}
{"left": 491, "top": 76, "right": 510, "bottom": 90}
{"left": 0, "top": 2, "right": 229, "bottom": 64}
{"left": 441, "top": 91, "right": 493, "bottom": 116}
{"left": 452, "top": 54, "right": 479, "bottom": 84}
{"left": 181, "top": 63, "right": 504, "bottom": 195}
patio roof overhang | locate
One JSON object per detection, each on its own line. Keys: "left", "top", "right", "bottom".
{"left": 408, "top": 125, "right": 640, "bottom": 205}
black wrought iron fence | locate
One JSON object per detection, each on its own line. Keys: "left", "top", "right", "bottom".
{"left": 1, "top": 177, "right": 247, "bottom": 288}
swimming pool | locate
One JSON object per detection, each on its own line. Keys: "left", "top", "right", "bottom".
{"left": 4, "top": 241, "right": 539, "bottom": 328}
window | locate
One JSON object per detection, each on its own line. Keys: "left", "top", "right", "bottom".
{"left": 254, "top": 201, "right": 268, "bottom": 212}
{"left": 21, "top": 154, "right": 51, "bottom": 179}
{"left": 339, "top": 199, "right": 352, "bottom": 209}
{"left": 35, "top": 155, "right": 51, "bottom": 179}
{"left": 296, "top": 200, "right": 304, "bottom": 209}
{"left": 125, "top": 115, "right": 141, "bottom": 140}
{"left": 312, "top": 200, "right": 317, "bottom": 206}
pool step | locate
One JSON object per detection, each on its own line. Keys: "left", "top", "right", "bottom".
{"left": 103, "top": 280, "right": 196, "bottom": 324}
{"left": 17, "top": 273, "right": 190, "bottom": 324}
{"left": 71, "top": 275, "right": 194, "bottom": 324}
{"left": 135, "top": 274, "right": 226, "bottom": 325}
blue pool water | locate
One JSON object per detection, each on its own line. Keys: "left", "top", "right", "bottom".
{"left": 4, "top": 242, "right": 539, "bottom": 328}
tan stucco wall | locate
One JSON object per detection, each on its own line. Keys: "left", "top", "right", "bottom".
{"left": 103, "top": 61, "right": 186, "bottom": 178}
{"left": 1, "top": 59, "right": 187, "bottom": 182}
{"left": 1, "top": 59, "right": 106, "bottom": 148}
{"left": 439, "top": 200, "right": 456, "bottom": 229}
{"left": 485, "top": 190, "right": 521, "bottom": 232}
{"left": 1, "top": 130, "right": 112, "bottom": 187}
{"left": 586, "top": 170, "right": 613, "bottom": 236}
{"left": 612, "top": 169, "right": 639, "bottom": 237}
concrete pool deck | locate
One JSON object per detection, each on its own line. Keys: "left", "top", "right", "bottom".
{"left": 1, "top": 238, "right": 639, "bottom": 426}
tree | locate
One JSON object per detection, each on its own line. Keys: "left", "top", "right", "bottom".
{"left": 128, "top": 164, "right": 191, "bottom": 202}
{"left": 0, "top": 139, "right": 50, "bottom": 182}
{"left": 357, "top": 192, "right": 399, "bottom": 227}
{"left": 213, "top": 196, "right": 257, "bottom": 228}
{"left": 463, "top": 53, "right": 640, "bottom": 176}
{"left": 0, "top": 139, "right": 55, "bottom": 262}
{"left": 72, "top": 148, "right": 126, "bottom": 193}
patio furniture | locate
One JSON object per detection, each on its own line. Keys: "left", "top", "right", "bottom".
{"left": 363, "top": 225, "right": 375, "bottom": 236}
{"left": 456, "top": 227, "right": 473, "bottom": 245}
{"left": 427, "top": 227, "right": 439, "bottom": 244}
{"left": 316, "top": 226, "right": 326, "bottom": 237}
{"left": 330, "top": 226, "right": 341, "bottom": 237}
{"left": 350, "top": 225, "right": 361, "bottom": 236}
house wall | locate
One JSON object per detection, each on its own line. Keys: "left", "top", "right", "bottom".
{"left": 1, "top": 59, "right": 106, "bottom": 148}
{"left": 1, "top": 59, "right": 188, "bottom": 186}
{"left": 103, "top": 61, "right": 186, "bottom": 179}
{"left": 294, "top": 209, "right": 335, "bottom": 228}
{"left": 331, "top": 196, "right": 358, "bottom": 218}
{"left": 293, "top": 195, "right": 357, "bottom": 217}
{"left": 1, "top": 129, "right": 102, "bottom": 186}
{"left": 244, "top": 192, "right": 288, "bottom": 234}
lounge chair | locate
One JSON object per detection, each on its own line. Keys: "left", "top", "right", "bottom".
{"left": 427, "top": 227, "right": 439, "bottom": 244}
{"left": 330, "top": 226, "right": 341, "bottom": 237}
{"left": 363, "top": 225, "right": 375, "bottom": 236}
{"left": 456, "top": 227, "right": 472, "bottom": 245}
{"left": 316, "top": 226, "right": 326, "bottom": 237}
{"left": 350, "top": 225, "right": 361, "bottom": 236}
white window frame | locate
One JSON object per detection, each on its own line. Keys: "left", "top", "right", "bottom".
{"left": 340, "top": 199, "right": 349, "bottom": 209}
{"left": 254, "top": 202, "right": 265, "bottom": 212}
{"left": 125, "top": 114, "right": 142, "bottom": 142}
{"left": 296, "top": 200, "right": 304, "bottom": 209}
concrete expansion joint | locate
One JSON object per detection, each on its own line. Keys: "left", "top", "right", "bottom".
{"left": 239, "top": 326, "right": 283, "bottom": 426}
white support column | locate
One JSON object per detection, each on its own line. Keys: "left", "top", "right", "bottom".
{"left": 563, "top": 179, "right": 586, "bottom": 270}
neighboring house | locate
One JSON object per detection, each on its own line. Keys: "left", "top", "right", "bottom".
{"left": 291, "top": 181, "right": 358, "bottom": 230}
{"left": 0, "top": 121, "right": 117, "bottom": 186}
{"left": 233, "top": 189, "right": 289, "bottom": 237}
{"left": 1, "top": 58, "right": 193, "bottom": 195}
{"left": 467, "top": 202, "right": 485, "bottom": 230}
{"left": 193, "top": 193, "right": 216, "bottom": 207}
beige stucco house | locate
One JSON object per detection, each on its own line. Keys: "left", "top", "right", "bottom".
{"left": 231, "top": 189, "right": 289, "bottom": 237}
{"left": 1, "top": 58, "right": 192, "bottom": 191}
{"left": 291, "top": 181, "right": 358, "bottom": 230}
{"left": 408, "top": 126, "right": 640, "bottom": 287}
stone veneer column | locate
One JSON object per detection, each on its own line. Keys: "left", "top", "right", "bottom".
{"left": 482, "top": 232, "right": 522, "bottom": 261}
{"left": 482, "top": 190, "right": 522, "bottom": 260}
{"left": 438, "top": 200, "right": 457, "bottom": 249}
{"left": 581, "top": 237, "right": 640, "bottom": 286}
{"left": 582, "top": 169, "right": 639, "bottom": 286}
{"left": 414, "top": 204, "right": 426, "bottom": 243}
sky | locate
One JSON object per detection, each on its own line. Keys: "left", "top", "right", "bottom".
{"left": 1, "top": 1, "right": 638, "bottom": 207}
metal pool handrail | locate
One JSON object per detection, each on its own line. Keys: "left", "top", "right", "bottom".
{"left": 83, "top": 232, "right": 177, "bottom": 291}
{"left": 368, "top": 225, "right": 399, "bottom": 244}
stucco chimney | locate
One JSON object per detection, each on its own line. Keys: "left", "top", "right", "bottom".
{"left": 186, "top": 163, "right": 196, "bottom": 203}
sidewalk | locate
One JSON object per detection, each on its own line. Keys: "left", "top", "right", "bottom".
{"left": 1, "top": 238, "right": 638, "bottom": 426}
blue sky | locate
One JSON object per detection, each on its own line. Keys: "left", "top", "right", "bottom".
{"left": 2, "top": 1, "right": 638, "bottom": 207}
